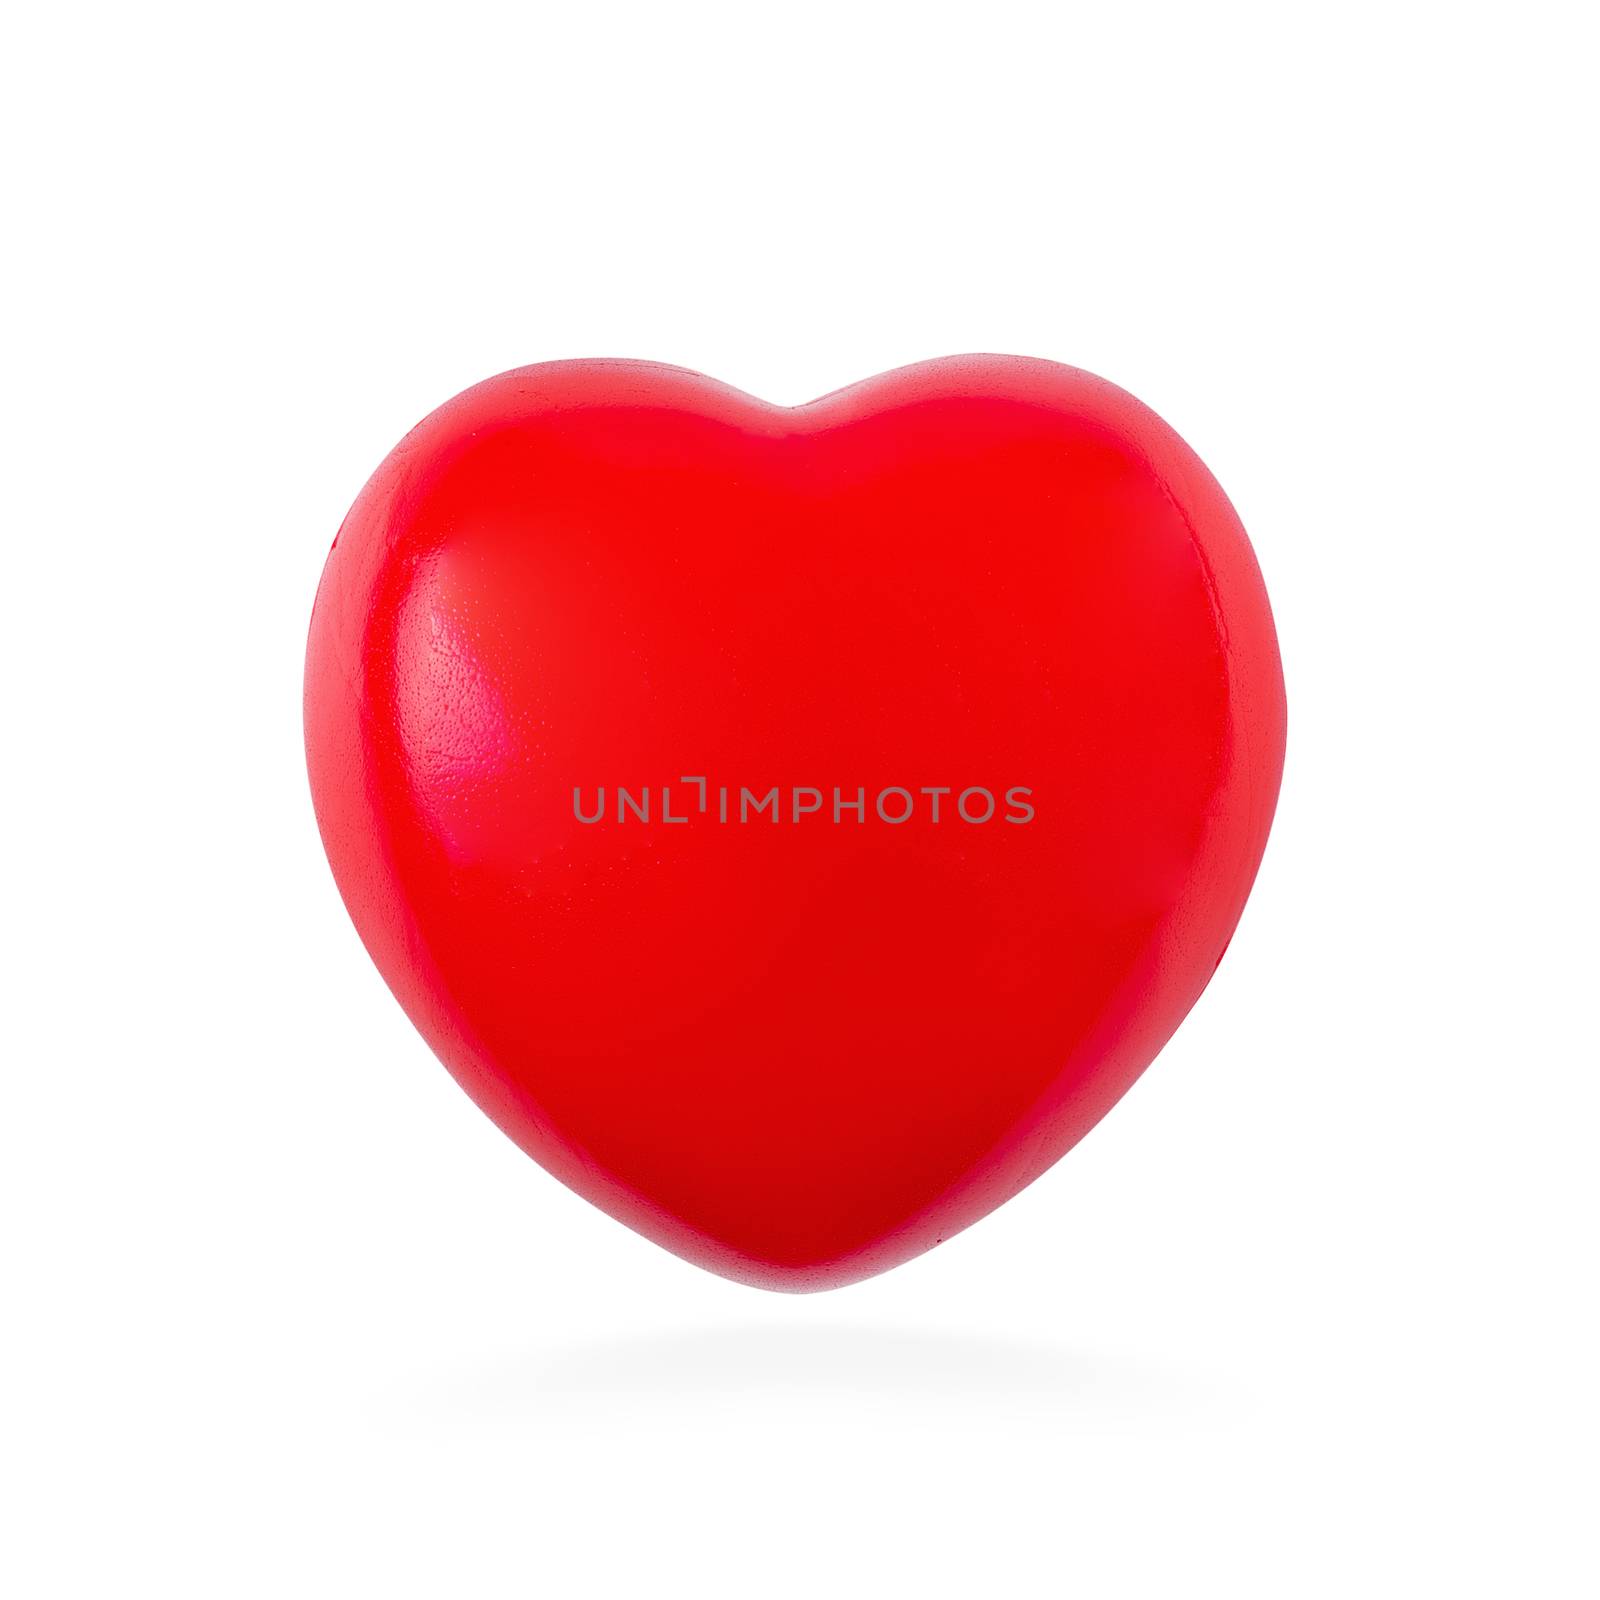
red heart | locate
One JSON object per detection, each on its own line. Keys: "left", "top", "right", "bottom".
{"left": 305, "top": 356, "right": 1285, "bottom": 1290}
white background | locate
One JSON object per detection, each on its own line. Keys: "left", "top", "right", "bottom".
{"left": 4, "top": 4, "right": 1596, "bottom": 1594}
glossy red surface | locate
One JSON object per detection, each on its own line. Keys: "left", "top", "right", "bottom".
{"left": 305, "top": 356, "right": 1286, "bottom": 1290}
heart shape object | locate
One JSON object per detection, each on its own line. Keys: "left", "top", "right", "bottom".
{"left": 305, "top": 356, "right": 1285, "bottom": 1290}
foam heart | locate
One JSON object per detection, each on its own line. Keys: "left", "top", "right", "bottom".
{"left": 305, "top": 356, "right": 1285, "bottom": 1290}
